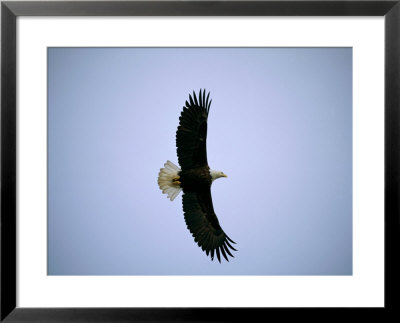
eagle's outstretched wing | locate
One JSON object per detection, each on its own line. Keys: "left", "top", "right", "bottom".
{"left": 182, "top": 190, "right": 237, "bottom": 262}
{"left": 176, "top": 90, "right": 236, "bottom": 261}
{"left": 176, "top": 89, "right": 211, "bottom": 170}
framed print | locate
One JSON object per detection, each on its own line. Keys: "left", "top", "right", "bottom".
{"left": 1, "top": 0, "right": 399, "bottom": 321}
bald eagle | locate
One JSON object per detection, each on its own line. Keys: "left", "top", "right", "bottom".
{"left": 157, "top": 90, "right": 237, "bottom": 262}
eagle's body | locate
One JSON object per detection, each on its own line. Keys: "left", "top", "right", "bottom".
{"left": 158, "top": 90, "right": 236, "bottom": 262}
{"left": 178, "top": 167, "right": 212, "bottom": 191}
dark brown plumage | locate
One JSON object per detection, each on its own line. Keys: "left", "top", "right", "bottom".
{"left": 175, "top": 90, "right": 237, "bottom": 262}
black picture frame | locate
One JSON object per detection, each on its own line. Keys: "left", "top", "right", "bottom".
{"left": 1, "top": 0, "right": 399, "bottom": 321}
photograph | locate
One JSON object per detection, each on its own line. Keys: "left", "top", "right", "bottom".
{"left": 2, "top": 0, "right": 398, "bottom": 320}
{"left": 47, "top": 47, "right": 353, "bottom": 275}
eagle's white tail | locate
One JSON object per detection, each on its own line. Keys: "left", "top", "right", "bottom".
{"left": 158, "top": 160, "right": 182, "bottom": 201}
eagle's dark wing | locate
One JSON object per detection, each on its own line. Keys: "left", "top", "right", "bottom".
{"left": 176, "top": 89, "right": 211, "bottom": 170}
{"left": 182, "top": 190, "right": 237, "bottom": 262}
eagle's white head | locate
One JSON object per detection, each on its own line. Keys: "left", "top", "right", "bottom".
{"left": 210, "top": 170, "right": 228, "bottom": 182}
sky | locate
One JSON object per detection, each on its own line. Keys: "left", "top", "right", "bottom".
{"left": 48, "top": 47, "right": 352, "bottom": 275}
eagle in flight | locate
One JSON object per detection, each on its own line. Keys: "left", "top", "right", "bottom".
{"left": 157, "top": 89, "right": 237, "bottom": 262}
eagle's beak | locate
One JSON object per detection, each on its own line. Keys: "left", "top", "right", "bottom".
{"left": 222, "top": 173, "right": 228, "bottom": 178}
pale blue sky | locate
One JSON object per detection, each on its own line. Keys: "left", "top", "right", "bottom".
{"left": 48, "top": 47, "right": 352, "bottom": 275}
